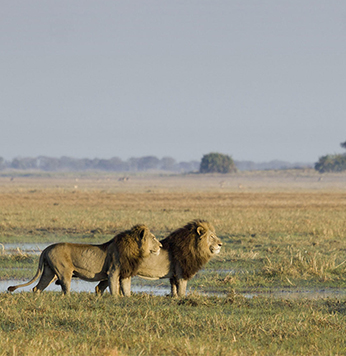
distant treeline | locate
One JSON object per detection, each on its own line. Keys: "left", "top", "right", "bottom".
{"left": 0, "top": 155, "right": 313, "bottom": 173}
{"left": 234, "top": 160, "right": 312, "bottom": 171}
{"left": 0, "top": 156, "right": 200, "bottom": 173}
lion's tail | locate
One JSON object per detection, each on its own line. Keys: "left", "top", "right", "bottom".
{"left": 7, "top": 250, "right": 46, "bottom": 292}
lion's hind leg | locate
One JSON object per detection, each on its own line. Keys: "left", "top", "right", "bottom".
{"left": 170, "top": 277, "right": 178, "bottom": 297}
{"left": 54, "top": 271, "right": 72, "bottom": 295}
{"left": 33, "top": 265, "right": 56, "bottom": 293}
{"left": 95, "top": 280, "right": 108, "bottom": 295}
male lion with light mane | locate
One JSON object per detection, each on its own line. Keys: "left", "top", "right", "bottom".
{"left": 8, "top": 224, "right": 161, "bottom": 295}
{"left": 95, "top": 220, "right": 222, "bottom": 297}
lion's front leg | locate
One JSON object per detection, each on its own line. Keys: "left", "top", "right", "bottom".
{"left": 170, "top": 277, "right": 187, "bottom": 297}
{"left": 120, "top": 277, "right": 131, "bottom": 297}
{"left": 176, "top": 279, "right": 187, "bottom": 297}
{"left": 108, "top": 267, "right": 120, "bottom": 296}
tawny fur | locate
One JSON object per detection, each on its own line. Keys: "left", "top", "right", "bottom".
{"left": 95, "top": 219, "right": 222, "bottom": 297}
{"left": 8, "top": 224, "right": 161, "bottom": 295}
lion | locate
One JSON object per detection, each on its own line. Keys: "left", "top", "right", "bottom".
{"left": 95, "top": 220, "right": 222, "bottom": 297}
{"left": 8, "top": 224, "right": 161, "bottom": 295}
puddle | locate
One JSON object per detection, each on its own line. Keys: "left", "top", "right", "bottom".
{"left": 1, "top": 278, "right": 346, "bottom": 299}
{"left": 1, "top": 243, "right": 49, "bottom": 255}
{"left": 0, "top": 279, "right": 170, "bottom": 295}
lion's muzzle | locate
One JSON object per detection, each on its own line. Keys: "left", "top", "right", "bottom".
{"left": 212, "top": 247, "right": 221, "bottom": 254}
{"left": 151, "top": 241, "right": 162, "bottom": 255}
{"left": 211, "top": 242, "right": 222, "bottom": 255}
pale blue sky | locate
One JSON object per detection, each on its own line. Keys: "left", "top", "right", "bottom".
{"left": 1, "top": 1, "right": 345, "bottom": 163}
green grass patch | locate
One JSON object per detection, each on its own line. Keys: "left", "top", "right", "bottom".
{"left": 1, "top": 292, "right": 346, "bottom": 355}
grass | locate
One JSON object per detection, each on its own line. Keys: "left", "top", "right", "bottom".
{"left": 1, "top": 292, "right": 346, "bottom": 355}
{"left": 1, "top": 171, "right": 346, "bottom": 355}
{"left": 1, "top": 174, "right": 346, "bottom": 242}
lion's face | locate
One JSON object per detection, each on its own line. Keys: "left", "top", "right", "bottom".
{"left": 141, "top": 231, "right": 162, "bottom": 257}
{"left": 197, "top": 225, "right": 222, "bottom": 256}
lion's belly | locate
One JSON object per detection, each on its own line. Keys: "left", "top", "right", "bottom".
{"left": 71, "top": 247, "right": 108, "bottom": 281}
{"left": 136, "top": 249, "right": 173, "bottom": 279}
{"left": 74, "top": 270, "right": 108, "bottom": 282}
{"left": 72, "top": 261, "right": 107, "bottom": 281}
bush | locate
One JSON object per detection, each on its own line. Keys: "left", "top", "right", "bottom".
{"left": 199, "top": 153, "right": 237, "bottom": 174}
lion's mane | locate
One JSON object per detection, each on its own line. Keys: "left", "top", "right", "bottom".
{"left": 114, "top": 224, "right": 150, "bottom": 278}
{"left": 161, "top": 219, "right": 216, "bottom": 280}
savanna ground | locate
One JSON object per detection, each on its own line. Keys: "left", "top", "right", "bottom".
{"left": 1, "top": 170, "right": 346, "bottom": 355}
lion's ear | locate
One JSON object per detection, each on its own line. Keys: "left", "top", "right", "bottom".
{"left": 139, "top": 227, "right": 147, "bottom": 239}
{"left": 196, "top": 226, "right": 205, "bottom": 236}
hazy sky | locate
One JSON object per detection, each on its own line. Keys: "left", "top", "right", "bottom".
{"left": 1, "top": 1, "right": 346, "bottom": 163}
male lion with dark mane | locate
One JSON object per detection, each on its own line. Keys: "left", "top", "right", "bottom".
{"left": 95, "top": 220, "right": 222, "bottom": 297}
{"left": 8, "top": 224, "right": 161, "bottom": 295}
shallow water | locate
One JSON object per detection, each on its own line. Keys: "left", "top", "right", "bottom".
{"left": 1, "top": 278, "right": 346, "bottom": 299}
{"left": 0, "top": 279, "right": 170, "bottom": 295}
{"left": 1, "top": 243, "right": 50, "bottom": 254}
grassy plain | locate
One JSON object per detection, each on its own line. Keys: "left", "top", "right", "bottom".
{"left": 1, "top": 170, "right": 346, "bottom": 355}
{"left": 1, "top": 292, "right": 346, "bottom": 356}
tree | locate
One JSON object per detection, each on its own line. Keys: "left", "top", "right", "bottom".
{"left": 0, "top": 157, "right": 6, "bottom": 170}
{"left": 37, "top": 156, "right": 61, "bottom": 171}
{"left": 315, "top": 140, "right": 346, "bottom": 173}
{"left": 199, "top": 153, "right": 237, "bottom": 174}
{"left": 11, "top": 157, "right": 38, "bottom": 170}
{"left": 178, "top": 161, "right": 200, "bottom": 173}
{"left": 137, "top": 156, "right": 160, "bottom": 171}
{"left": 159, "top": 157, "right": 176, "bottom": 171}
{"left": 315, "top": 154, "right": 346, "bottom": 173}
{"left": 95, "top": 157, "right": 125, "bottom": 171}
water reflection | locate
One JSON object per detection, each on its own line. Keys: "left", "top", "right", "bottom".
{"left": 1, "top": 243, "right": 49, "bottom": 254}
{"left": 0, "top": 279, "right": 170, "bottom": 295}
{"left": 1, "top": 279, "right": 346, "bottom": 299}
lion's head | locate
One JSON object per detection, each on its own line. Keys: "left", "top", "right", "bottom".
{"left": 141, "top": 228, "right": 162, "bottom": 257}
{"left": 116, "top": 224, "right": 162, "bottom": 278}
{"left": 162, "top": 219, "right": 222, "bottom": 280}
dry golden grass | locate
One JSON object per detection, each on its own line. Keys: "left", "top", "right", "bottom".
{"left": 2, "top": 171, "right": 346, "bottom": 355}
{"left": 1, "top": 171, "right": 346, "bottom": 242}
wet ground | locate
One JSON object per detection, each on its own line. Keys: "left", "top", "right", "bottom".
{"left": 0, "top": 279, "right": 170, "bottom": 295}
{"left": 2, "top": 278, "right": 346, "bottom": 299}
{"left": 2, "top": 243, "right": 346, "bottom": 299}
{"left": 1, "top": 243, "right": 53, "bottom": 254}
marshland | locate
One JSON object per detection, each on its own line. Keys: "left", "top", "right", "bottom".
{"left": 1, "top": 170, "right": 346, "bottom": 355}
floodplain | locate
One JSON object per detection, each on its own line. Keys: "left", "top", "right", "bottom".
{"left": 1, "top": 170, "right": 346, "bottom": 355}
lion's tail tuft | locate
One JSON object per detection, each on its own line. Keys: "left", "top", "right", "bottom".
{"left": 7, "top": 249, "right": 46, "bottom": 293}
